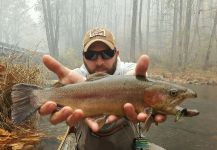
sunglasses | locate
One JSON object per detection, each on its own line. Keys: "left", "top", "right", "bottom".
{"left": 83, "top": 49, "right": 117, "bottom": 60}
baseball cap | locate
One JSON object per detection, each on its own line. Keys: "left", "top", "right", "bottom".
{"left": 83, "top": 27, "right": 116, "bottom": 52}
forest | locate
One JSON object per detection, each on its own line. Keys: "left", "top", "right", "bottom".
{"left": 0, "top": 0, "right": 216, "bottom": 71}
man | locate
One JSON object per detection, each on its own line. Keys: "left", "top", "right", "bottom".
{"left": 40, "top": 27, "right": 166, "bottom": 150}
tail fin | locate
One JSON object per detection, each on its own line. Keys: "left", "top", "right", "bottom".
{"left": 11, "top": 83, "right": 42, "bottom": 124}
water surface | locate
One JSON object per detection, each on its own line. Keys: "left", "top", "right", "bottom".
{"left": 147, "top": 85, "right": 217, "bottom": 150}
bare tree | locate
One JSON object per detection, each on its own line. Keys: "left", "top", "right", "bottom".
{"left": 190, "top": 0, "right": 202, "bottom": 60}
{"left": 204, "top": 10, "right": 217, "bottom": 69}
{"left": 178, "top": 0, "right": 183, "bottom": 66}
{"left": 159, "top": 0, "right": 165, "bottom": 57}
{"left": 145, "top": 0, "right": 151, "bottom": 54}
{"left": 82, "top": 0, "right": 86, "bottom": 35}
{"left": 123, "top": 0, "right": 127, "bottom": 55}
{"left": 130, "top": 0, "right": 138, "bottom": 61}
{"left": 156, "top": 0, "right": 161, "bottom": 50}
{"left": 42, "top": 0, "right": 60, "bottom": 59}
{"left": 113, "top": 0, "right": 118, "bottom": 36}
{"left": 0, "top": 0, "right": 2, "bottom": 41}
{"left": 183, "top": 0, "right": 193, "bottom": 68}
{"left": 54, "top": 0, "right": 60, "bottom": 57}
{"left": 138, "top": 0, "right": 143, "bottom": 54}
{"left": 170, "top": 0, "right": 178, "bottom": 69}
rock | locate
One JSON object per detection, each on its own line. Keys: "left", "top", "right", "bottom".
{"left": 207, "top": 80, "right": 217, "bottom": 85}
{"left": 187, "top": 80, "right": 199, "bottom": 84}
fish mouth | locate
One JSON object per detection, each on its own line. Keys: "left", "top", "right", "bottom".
{"left": 185, "top": 89, "right": 197, "bottom": 98}
{"left": 170, "top": 89, "right": 197, "bottom": 107}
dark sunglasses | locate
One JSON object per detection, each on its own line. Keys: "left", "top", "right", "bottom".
{"left": 83, "top": 49, "right": 117, "bottom": 60}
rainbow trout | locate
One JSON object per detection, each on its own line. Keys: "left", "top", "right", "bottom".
{"left": 11, "top": 73, "right": 199, "bottom": 127}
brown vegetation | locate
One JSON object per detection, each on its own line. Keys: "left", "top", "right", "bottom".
{"left": 149, "top": 66, "right": 217, "bottom": 85}
{"left": 0, "top": 55, "right": 47, "bottom": 149}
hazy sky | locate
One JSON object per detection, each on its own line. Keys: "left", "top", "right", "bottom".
{"left": 26, "top": 0, "right": 40, "bottom": 23}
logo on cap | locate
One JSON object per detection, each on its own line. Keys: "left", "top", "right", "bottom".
{"left": 89, "top": 28, "right": 106, "bottom": 38}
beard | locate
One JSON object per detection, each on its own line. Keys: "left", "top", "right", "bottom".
{"left": 84, "top": 56, "right": 118, "bottom": 75}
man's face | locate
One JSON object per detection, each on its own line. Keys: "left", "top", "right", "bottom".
{"left": 83, "top": 41, "right": 119, "bottom": 75}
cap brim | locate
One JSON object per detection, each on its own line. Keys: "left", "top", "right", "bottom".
{"left": 83, "top": 39, "right": 115, "bottom": 52}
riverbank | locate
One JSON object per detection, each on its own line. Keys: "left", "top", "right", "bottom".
{"left": 148, "top": 67, "right": 217, "bottom": 86}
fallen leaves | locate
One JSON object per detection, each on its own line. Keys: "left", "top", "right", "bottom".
{"left": 0, "top": 55, "right": 48, "bottom": 149}
{"left": 0, "top": 127, "right": 44, "bottom": 149}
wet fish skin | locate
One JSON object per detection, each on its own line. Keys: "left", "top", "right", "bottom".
{"left": 11, "top": 73, "right": 199, "bottom": 124}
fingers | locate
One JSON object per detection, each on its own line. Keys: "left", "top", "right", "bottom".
{"left": 49, "top": 107, "right": 84, "bottom": 126}
{"left": 43, "top": 55, "right": 85, "bottom": 84}
{"left": 123, "top": 102, "right": 166, "bottom": 124}
{"left": 39, "top": 101, "right": 57, "bottom": 115}
{"left": 106, "top": 115, "right": 118, "bottom": 123}
{"left": 84, "top": 115, "right": 119, "bottom": 132}
{"left": 42, "top": 55, "right": 71, "bottom": 80}
{"left": 154, "top": 114, "right": 167, "bottom": 123}
{"left": 123, "top": 103, "right": 138, "bottom": 123}
{"left": 66, "top": 109, "right": 84, "bottom": 127}
{"left": 50, "top": 106, "right": 74, "bottom": 125}
{"left": 85, "top": 118, "right": 99, "bottom": 132}
{"left": 135, "top": 55, "right": 149, "bottom": 76}
{"left": 40, "top": 101, "right": 84, "bottom": 126}
{"left": 137, "top": 112, "right": 148, "bottom": 122}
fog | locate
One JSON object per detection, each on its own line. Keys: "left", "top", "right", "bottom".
{"left": 0, "top": 0, "right": 217, "bottom": 69}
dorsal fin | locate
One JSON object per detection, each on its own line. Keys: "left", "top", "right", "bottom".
{"left": 86, "top": 72, "right": 110, "bottom": 81}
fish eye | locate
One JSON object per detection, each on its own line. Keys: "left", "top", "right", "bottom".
{"left": 169, "top": 89, "right": 178, "bottom": 97}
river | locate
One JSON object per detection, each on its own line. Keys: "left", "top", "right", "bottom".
{"left": 147, "top": 84, "right": 217, "bottom": 150}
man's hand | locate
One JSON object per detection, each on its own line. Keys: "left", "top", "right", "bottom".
{"left": 40, "top": 55, "right": 86, "bottom": 129}
{"left": 42, "top": 55, "right": 85, "bottom": 84}
{"left": 39, "top": 54, "right": 166, "bottom": 133}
